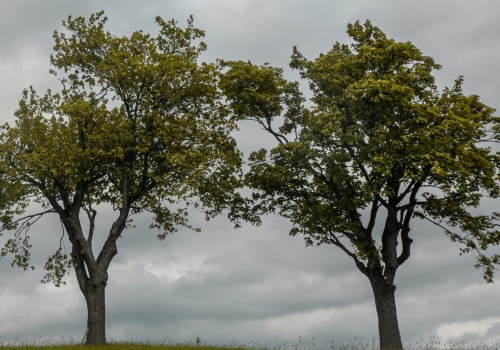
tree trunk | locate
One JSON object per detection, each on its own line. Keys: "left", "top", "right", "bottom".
{"left": 369, "top": 276, "right": 403, "bottom": 350}
{"left": 83, "top": 283, "right": 107, "bottom": 345}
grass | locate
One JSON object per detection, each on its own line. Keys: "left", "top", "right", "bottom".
{"left": 0, "top": 345, "right": 253, "bottom": 350}
{"left": 0, "top": 343, "right": 279, "bottom": 350}
{"left": 1, "top": 337, "right": 500, "bottom": 350}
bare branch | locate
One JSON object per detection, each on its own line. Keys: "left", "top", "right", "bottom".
{"left": 82, "top": 202, "right": 97, "bottom": 246}
{"left": 0, "top": 210, "right": 56, "bottom": 233}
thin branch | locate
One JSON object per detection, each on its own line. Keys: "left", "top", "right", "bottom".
{"left": 329, "top": 232, "right": 368, "bottom": 275}
{"left": 251, "top": 114, "right": 289, "bottom": 144}
{"left": 82, "top": 202, "right": 97, "bottom": 247}
{"left": 395, "top": 180, "right": 416, "bottom": 203}
{"left": 1, "top": 210, "right": 56, "bottom": 233}
{"left": 398, "top": 200, "right": 426, "bottom": 211}
{"left": 366, "top": 198, "right": 380, "bottom": 234}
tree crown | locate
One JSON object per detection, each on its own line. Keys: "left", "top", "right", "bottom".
{"left": 0, "top": 11, "right": 242, "bottom": 284}
{"left": 221, "top": 20, "right": 500, "bottom": 281}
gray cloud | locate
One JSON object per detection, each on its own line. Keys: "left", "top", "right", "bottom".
{"left": 1, "top": 0, "right": 500, "bottom": 347}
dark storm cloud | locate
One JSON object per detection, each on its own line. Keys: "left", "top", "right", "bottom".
{"left": 103, "top": 215, "right": 374, "bottom": 343}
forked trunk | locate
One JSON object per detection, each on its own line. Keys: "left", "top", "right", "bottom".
{"left": 369, "top": 277, "right": 403, "bottom": 350}
{"left": 83, "top": 283, "right": 107, "bottom": 345}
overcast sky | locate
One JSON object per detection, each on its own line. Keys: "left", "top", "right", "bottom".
{"left": 1, "top": 0, "right": 500, "bottom": 347}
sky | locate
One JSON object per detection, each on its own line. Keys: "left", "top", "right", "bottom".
{"left": 1, "top": 0, "right": 500, "bottom": 347}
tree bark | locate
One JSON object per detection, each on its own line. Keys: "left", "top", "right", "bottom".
{"left": 62, "top": 200, "right": 124, "bottom": 346}
{"left": 368, "top": 276, "right": 403, "bottom": 350}
{"left": 83, "top": 282, "right": 107, "bottom": 345}
{"left": 67, "top": 223, "right": 112, "bottom": 346}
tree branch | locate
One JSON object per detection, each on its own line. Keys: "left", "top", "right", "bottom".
{"left": 82, "top": 202, "right": 97, "bottom": 247}
{"left": 0, "top": 210, "right": 56, "bottom": 232}
{"left": 396, "top": 182, "right": 422, "bottom": 266}
{"left": 252, "top": 113, "right": 289, "bottom": 144}
{"left": 329, "top": 232, "right": 368, "bottom": 275}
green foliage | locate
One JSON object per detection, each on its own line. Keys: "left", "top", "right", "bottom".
{"left": 222, "top": 20, "right": 500, "bottom": 282}
{"left": 218, "top": 60, "right": 305, "bottom": 144}
{"left": 0, "top": 11, "right": 242, "bottom": 286}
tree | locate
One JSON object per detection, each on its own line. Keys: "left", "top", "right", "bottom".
{"left": 220, "top": 20, "right": 500, "bottom": 350}
{"left": 0, "top": 12, "right": 242, "bottom": 345}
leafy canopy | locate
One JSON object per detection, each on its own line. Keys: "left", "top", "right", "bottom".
{"left": 0, "top": 11, "right": 242, "bottom": 284}
{"left": 221, "top": 20, "right": 500, "bottom": 282}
